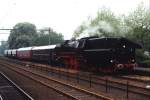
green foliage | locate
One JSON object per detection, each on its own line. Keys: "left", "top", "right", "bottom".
{"left": 140, "top": 60, "right": 150, "bottom": 68}
{"left": 33, "top": 28, "right": 64, "bottom": 46}
{"left": 8, "top": 22, "right": 64, "bottom": 48}
{"left": 124, "top": 3, "right": 150, "bottom": 51}
{"left": 135, "top": 49, "right": 150, "bottom": 68}
{"left": 124, "top": 4, "right": 150, "bottom": 67}
{"left": 8, "top": 22, "right": 37, "bottom": 49}
{"left": 136, "top": 50, "right": 150, "bottom": 62}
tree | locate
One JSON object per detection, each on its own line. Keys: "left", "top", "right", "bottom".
{"left": 73, "top": 8, "right": 122, "bottom": 38}
{"left": 8, "top": 22, "right": 37, "bottom": 49}
{"left": 33, "top": 28, "right": 64, "bottom": 46}
{"left": 124, "top": 3, "right": 150, "bottom": 51}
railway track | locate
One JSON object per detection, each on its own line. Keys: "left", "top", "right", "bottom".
{"left": 0, "top": 57, "right": 150, "bottom": 100}
{"left": 0, "top": 60, "right": 113, "bottom": 100}
{"left": 114, "top": 75, "right": 150, "bottom": 83}
{"left": 23, "top": 60, "right": 150, "bottom": 90}
{"left": 6, "top": 58, "right": 149, "bottom": 83}
{"left": 0, "top": 71, "right": 33, "bottom": 100}
{"left": 134, "top": 67, "right": 150, "bottom": 76}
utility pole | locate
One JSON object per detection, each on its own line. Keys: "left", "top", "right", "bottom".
{"left": 48, "top": 28, "right": 51, "bottom": 45}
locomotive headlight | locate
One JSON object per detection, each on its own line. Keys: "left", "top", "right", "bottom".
{"left": 110, "top": 60, "right": 113, "bottom": 63}
{"left": 123, "top": 45, "right": 126, "bottom": 48}
{"left": 131, "top": 59, "right": 135, "bottom": 63}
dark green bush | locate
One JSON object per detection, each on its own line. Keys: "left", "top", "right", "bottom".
{"left": 140, "top": 60, "right": 150, "bottom": 68}
{"left": 136, "top": 50, "right": 150, "bottom": 61}
{"left": 136, "top": 49, "right": 150, "bottom": 68}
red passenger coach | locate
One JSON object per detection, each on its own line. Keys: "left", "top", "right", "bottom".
{"left": 17, "top": 47, "right": 33, "bottom": 60}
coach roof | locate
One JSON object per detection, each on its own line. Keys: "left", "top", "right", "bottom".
{"left": 17, "top": 47, "right": 33, "bottom": 51}
{"left": 32, "top": 45, "right": 56, "bottom": 50}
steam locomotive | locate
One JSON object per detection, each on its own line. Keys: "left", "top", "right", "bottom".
{"left": 4, "top": 36, "right": 141, "bottom": 73}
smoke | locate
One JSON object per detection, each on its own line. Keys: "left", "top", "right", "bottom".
{"left": 83, "top": 26, "right": 99, "bottom": 35}
{"left": 79, "top": 20, "right": 114, "bottom": 38}
{"left": 98, "top": 21, "right": 114, "bottom": 33}
{"left": 78, "top": 26, "right": 98, "bottom": 38}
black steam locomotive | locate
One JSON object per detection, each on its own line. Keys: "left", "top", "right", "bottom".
{"left": 54, "top": 36, "right": 141, "bottom": 72}
{"left": 4, "top": 36, "right": 141, "bottom": 73}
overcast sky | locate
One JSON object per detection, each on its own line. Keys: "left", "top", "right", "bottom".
{"left": 0, "top": 0, "right": 149, "bottom": 44}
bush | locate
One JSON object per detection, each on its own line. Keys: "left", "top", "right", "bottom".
{"left": 136, "top": 50, "right": 150, "bottom": 62}
{"left": 136, "top": 49, "right": 150, "bottom": 67}
{"left": 140, "top": 60, "right": 150, "bottom": 68}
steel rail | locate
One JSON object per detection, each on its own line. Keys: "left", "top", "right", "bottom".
{"left": 0, "top": 61, "right": 113, "bottom": 100}
{"left": 0, "top": 71, "right": 34, "bottom": 100}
